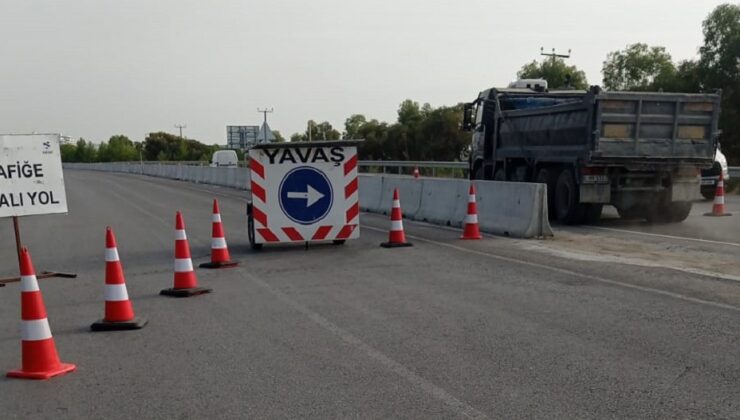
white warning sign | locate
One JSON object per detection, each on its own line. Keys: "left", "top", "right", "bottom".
{"left": 0, "top": 134, "right": 68, "bottom": 218}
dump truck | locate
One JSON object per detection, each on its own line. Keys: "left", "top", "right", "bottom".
{"left": 463, "top": 84, "right": 722, "bottom": 224}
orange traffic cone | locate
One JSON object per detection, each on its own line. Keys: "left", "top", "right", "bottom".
{"left": 413, "top": 167, "right": 420, "bottom": 179}
{"left": 7, "top": 248, "right": 76, "bottom": 380}
{"left": 91, "top": 227, "right": 147, "bottom": 331}
{"left": 200, "top": 199, "right": 238, "bottom": 269}
{"left": 704, "top": 172, "right": 732, "bottom": 217}
{"left": 161, "top": 212, "right": 213, "bottom": 297}
{"left": 461, "top": 183, "right": 483, "bottom": 240}
{"left": 381, "top": 188, "right": 413, "bottom": 248}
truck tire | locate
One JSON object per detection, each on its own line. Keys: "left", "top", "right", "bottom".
{"left": 554, "top": 169, "right": 585, "bottom": 224}
{"left": 616, "top": 206, "right": 644, "bottom": 220}
{"left": 494, "top": 168, "right": 507, "bottom": 181}
{"left": 667, "top": 201, "right": 692, "bottom": 223}
{"left": 535, "top": 168, "right": 556, "bottom": 216}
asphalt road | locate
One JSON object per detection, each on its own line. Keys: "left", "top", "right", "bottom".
{"left": 1, "top": 170, "right": 739, "bottom": 419}
{"left": 591, "top": 195, "right": 740, "bottom": 245}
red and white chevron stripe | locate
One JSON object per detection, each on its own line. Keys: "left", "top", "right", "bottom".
{"left": 249, "top": 149, "right": 359, "bottom": 243}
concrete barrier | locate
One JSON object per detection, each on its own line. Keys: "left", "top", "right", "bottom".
{"left": 359, "top": 175, "right": 383, "bottom": 212}
{"left": 378, "top": 176, "right": 423, "bottom": 217}
{"left": 359, "top": 174, "right": 553, "bottom": 238}
{"left": 64, "top": 163, "right": 552, "bottom": 238}
{"left": 62, "top": 162, "right": 252, "bottom": 191}
{"left": 416, "top": 178, "right": 468, "bottom": 226}
{"left": 474, "top": 180, "right": 553, "bottom": 238}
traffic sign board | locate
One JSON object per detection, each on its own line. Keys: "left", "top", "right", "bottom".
{"left": 278, "top": 166, "right": 333, "bottom": 225}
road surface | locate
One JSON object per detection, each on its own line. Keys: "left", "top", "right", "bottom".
{"left": 0, "top": 170, "right": 738, "bottom": 419}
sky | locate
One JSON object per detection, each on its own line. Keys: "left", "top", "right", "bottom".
{"left": 0, "top": 0, "right": 729, "bottom": 145}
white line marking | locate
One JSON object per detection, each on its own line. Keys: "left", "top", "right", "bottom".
{"left": 362, "top": 225, "right": 740, "bottom": 313}
{"left": 583, "top": 226, "right": 740, "bottom": 248}
{"left": 241, "top": 271, "right": 489, "bottom": 420}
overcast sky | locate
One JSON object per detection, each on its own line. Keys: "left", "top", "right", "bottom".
{"left": 0, "top": 0, "right": 728, "bottom": 144}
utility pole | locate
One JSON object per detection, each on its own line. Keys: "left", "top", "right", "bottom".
{"left": 540, "top": 47, "right": 573, "bottom": 88}
{"left": 257, "top": 108, "right": 273, "bottom": 143}
{"left": 540, "top": 47, "right": 571, "bottom": 63}
{"left": 174, "top": 124, "right": 186, "bottom": 139}
{"left": 308, "top": 120, "right": 313, "bottom": 142}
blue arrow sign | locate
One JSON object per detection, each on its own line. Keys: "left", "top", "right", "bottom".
{"left": 278, "top": 166, "right": 333, "bottom": 225}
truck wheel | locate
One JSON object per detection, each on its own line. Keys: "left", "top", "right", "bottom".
{"left": 535, "top": 168, "right": 556, "bottom": 216}
{"left": 554, "top": 169, "right": 585, "bottom": 224}
{"left": 493, "top": 168, "right": 507, "bottom": 181}
{"left": 701, "top": 189, "right": 715, "bottom": 200}
{"left": 616, "top": 205, "right": 644, "bottom": 220}
{"left": 667, "top": 201, "right": 692, "bottom": 223}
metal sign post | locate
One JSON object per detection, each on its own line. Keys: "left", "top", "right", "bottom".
{"left": 0, "top": 134, "right": 77, "bottom": 285}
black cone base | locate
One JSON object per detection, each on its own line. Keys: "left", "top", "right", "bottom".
{"left": 380, "top": 242, "right": 413, "bottom": 248}
{"left": 91, "top": 317, "right": 148, "bottom": 331}
{"left": 160, "top": 287, "right": 213, "bottom": 297}
{"left": 703, "top": 212, "right": 732, "bottom": 217}
{"left": 199, "top": 260, "right": 239, "bottom": 269}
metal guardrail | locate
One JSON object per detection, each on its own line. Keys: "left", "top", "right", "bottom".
{"left": 358, "top": 160, "right": 468, "bottom": 178}
{"left": 730, "top": 166, "right": 739, "bottom": 178}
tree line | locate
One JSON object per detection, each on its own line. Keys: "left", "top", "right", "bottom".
{"left": 61, "top": 132, "right": 224, "bottom": 163}
{"left": 62, "top": 3, "right": 738, "bottom": 164}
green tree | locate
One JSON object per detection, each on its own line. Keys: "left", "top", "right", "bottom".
{"left": 343, "top": 114, "right": 367, "bottom": 139}
{"left": 143, "top": 131, "right": 216, "bottom": 161}
{"left": 699, "top": 3, "right": 740, "bottom": 162}
{"left": 517, "top": 58, "right": 589, "bottom": 89}
{"left": 291, "top": 120, "right": 341, "bottom": 141}
{"left": 98, "top": 135, "right": 138, "bottom": 162}
{"left": 272, "top": 130, "right": 285, "bottom": 143}
{"left": 60, "top": 143, "right": 77, "bottom": 162}
{"left": 74, "top": 138, "right": 97, "bottom": 162}
{"left": 602, "top": 43, "right": 677, "bottom": 91}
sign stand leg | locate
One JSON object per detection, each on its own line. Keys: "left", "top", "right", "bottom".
{"left": 13, "top": 216, "right": 22, "bottom": 270}
{"left": 0, "top": 217, "right": 77, "bottom": 286}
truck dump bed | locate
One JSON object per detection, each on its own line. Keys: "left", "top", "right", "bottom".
{"left": 494, "top": 88, "right": 721, "bottom": 166}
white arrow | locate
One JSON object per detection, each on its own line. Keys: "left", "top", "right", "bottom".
{"left": 287, "top": 184, "right": 325, "bottom": 207}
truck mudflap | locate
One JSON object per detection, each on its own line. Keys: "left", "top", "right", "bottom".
{"left": 671, "top": 177, "right": 702, "bottom": 201}
{"left": 580, "top": 183, "right": 611, "bottom": 203}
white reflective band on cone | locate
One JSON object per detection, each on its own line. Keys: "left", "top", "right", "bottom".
{"left": 20, "top": 275, "right": 39, "bottom": 292}
{"left": 175, "top": 229, "right": 187, "bottom": 240}
{"left": 468, "top": 195, "right": 476, "bottom": 203}
{"left": 104, "top": 284, "right": 130, "bottom": 301}
{"left": 211, "top": 237, "right": 227, "bottom": 249}
{"left": 391, "top": 220, "right": 404, "bottom": 231}
{"left": 174, "top": 258, "right": 193, "bottom": 272}
{"left": 392, "top": 200, "right": 400, "bottom": 208}
{"left": 716, "top": 196, "right": 725, "bottom": 204}
{"left": 105, "top": 247, "right": 120, "bottom": 262}
{"left": 212, "top": 214, "right": 222, "bottom": 223}
{"left": 465, "top": 214, "right": 478, "bottom": 224}
{"left": 21, "top": 319, "right": 52, "bottom": 341}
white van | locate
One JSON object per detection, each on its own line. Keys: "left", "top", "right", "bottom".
{"left": 210, "top": 150, "right": 239, "bottom": 168}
